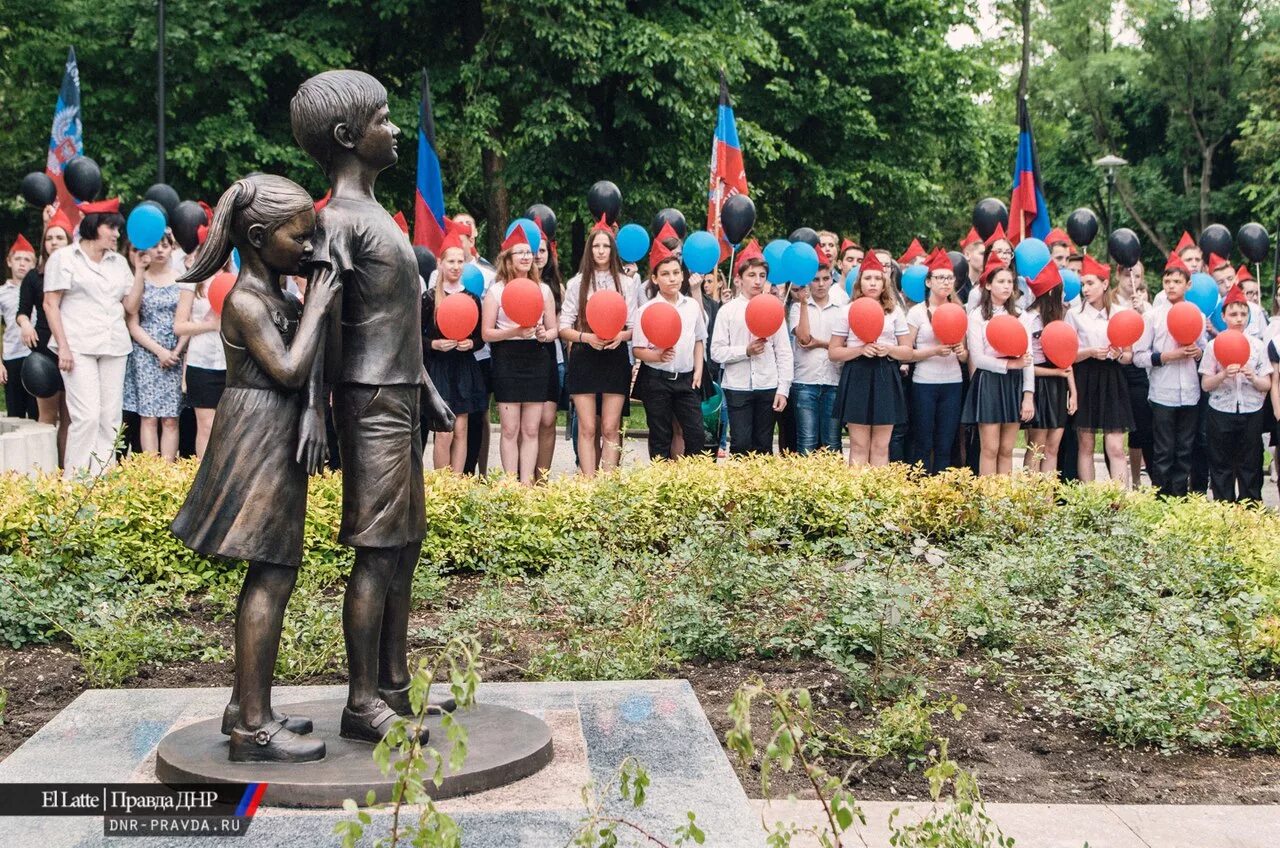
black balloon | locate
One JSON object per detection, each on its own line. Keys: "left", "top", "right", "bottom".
{"left": 1198, "top": 224, "right": 1232, "bottom": 261}
{"left": 1108, "top": 228, "right": 1141, "bottom": 267}
{"left": 652, "top": 208, "right": 687, "bottom": 239}
{"left": 20, "top": 172, "right": 57, "bottom": 208}
{"left": 789, "top": 227, "right": 819, "bottom": 248}
{"left": 947, "top": 250, "right": 969, "bottom": 284}
{"left": 136, "top": 199, "right": 169, "bottom": 223}
{"left": 1237, "top": 223, "right": 1269, "bottom": 264}
{"left": 525, "top": 204, "right": 557, "bottom": 240}
{"left": 721, "top": 195, "right": 756, "bottom": 245}
{"left": 1066, "top": 208, "right": 1099, "bottom": 247}
{"left": 144, "top": 183, "right": 181, "bottom": 217}
{"left": 63, "top": 156, "right": 102, "bottom": 202}
{"left": 587, "top": 180, "right": 622, "bottom": 224}
{"left": 972, "top": 197, "right": 1009, "bottom": 241}
{"left": 171, "top": 200, "right": 208, "bottom": 254}
{"left": 21, "top": 351, "right": 63, "bottom": 399}
{"left": 413, "top": 245, "right": 437, "bottom": 283}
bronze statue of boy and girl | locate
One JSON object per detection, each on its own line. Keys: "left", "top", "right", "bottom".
{"left": 172, "top": 70, "right": 456, "bottom": 763}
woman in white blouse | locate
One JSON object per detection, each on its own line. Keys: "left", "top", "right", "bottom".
{"left": 43, "top": 200, "right": 134, "bottom": 478}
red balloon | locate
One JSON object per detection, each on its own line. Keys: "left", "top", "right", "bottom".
{"left": 501, "top": 277, "right": 544, "bottom": 328}
{"left": 1040, "top": 320, "right": 1079, "bottom": 369}
{"left": 640, "top": 300, "right": 682, "bottom": 349}
{"left": 986, "top": 314, "right": 1028, "bottom": 357}
{"left": 1213, "top": 329, "right": 1251, "bottom": 368}
{"left": 586, "top": 290, "right": 628, "bottom": 341}
{"left": 847, "top": 297, "right": 886, "bottom": 344}
{"left": 1167, "top": 301, "right": 1204, "bottom": 346}
{"left": 207, "top": 272, "right": 235, "bottom": 316}
{"left": 436, "top": 292, "right": 479, "bottom": 342}
{"left": 1107, "top": 310, "right": 1144, "bottom": 349}
{"left": 745, "top": 293, "right": 785, "bottom": 338}
{"left": 930, "top": 303, "right": 967, "bottom": 346}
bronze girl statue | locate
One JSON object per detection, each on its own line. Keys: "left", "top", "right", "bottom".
{"left": 171, "top": 173, "right": 339, "bottom": 763}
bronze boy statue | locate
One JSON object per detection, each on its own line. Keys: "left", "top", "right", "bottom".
{"left": 172, "top": 174, "right": 340, "bottom": 762}
{"left": 290, "top": 70, "right": 456, "bottom": 745}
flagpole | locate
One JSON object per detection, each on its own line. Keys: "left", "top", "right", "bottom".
{"left": 157, "top": 0, "right": 166, "bottom": 183}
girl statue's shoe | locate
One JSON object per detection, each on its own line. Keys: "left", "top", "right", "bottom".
{"left": 378, "top": 684, "right": 457, "bottom": 717}
{"left": 228, "top": 720, "right": 326, "bottom": 763}
{"left": 221, "top": 703, "right": 314, "bottom": 736}
{"left": 340, "top": 699, "right": 430, "bottom": 744}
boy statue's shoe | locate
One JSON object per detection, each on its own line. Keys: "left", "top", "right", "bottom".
{"left": 221, "top": 703, "right": 313, "bottom": 736}
{"left": 379, "top": 684, "right": 457, "bottom": 717}
{"left": 340, "top": 699, "right": 429, "bottom": 744}
{"left": 228, "top": 720, "right": 326, "bottom": 764}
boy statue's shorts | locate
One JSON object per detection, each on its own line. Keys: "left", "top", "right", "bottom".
{"left": 333, "top": 383, "right": 426, "bottom": 548}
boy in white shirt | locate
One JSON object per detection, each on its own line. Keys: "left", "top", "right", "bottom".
{"left": 789, "top": 252, "right": 843, "bottom": 454}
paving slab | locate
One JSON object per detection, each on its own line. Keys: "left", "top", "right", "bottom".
{"left": 0, "top": 681, "right": 763, "bottom": 847}
{"left": 752, "top": 798, "right": 1280, "bottom": 848}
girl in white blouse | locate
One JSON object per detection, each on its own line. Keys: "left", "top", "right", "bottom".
{"left": 1066, "top": 255, "right": 1134, "bottom": 486}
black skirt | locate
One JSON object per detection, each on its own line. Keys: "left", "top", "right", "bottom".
{"left": 427, "top": 350, "right": 489, "bottom": 417}
{"left": 961, "top": 369, "right": 1026, "bottom": 425}
{"left": 834, "top": 355, "right": 906, "bottom": 426}
{"left": 1073, "top": 358, "right": 1133, "bottom": 432}
{"left": 1026, "top": 373, "right": 1068, "bottom": 430}
{"left": 1122, "top": 364, "right": 1153, "bottom": 450}
{"left": 565, "top": 341, "right": 631, "bottom": 396}
{"left": 491, "top": 339, "right": 552, "bottom": 404}
{"left": 184, "top": 365, "right": 226, "bottom": 410}
{"left": 544, "top": 342, "right": 563, "bottom": 404}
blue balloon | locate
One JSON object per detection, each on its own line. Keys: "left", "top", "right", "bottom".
{"left": 900, "top": 265, "right": 928, "bottom": 303}
{"left": 231, "top": 248, "right": 240, "bottom": 272}
{"left": 683, "top": 231, "right": 720, "bottom": 274}
{"left": 1210, "top": 297, "right": 1227, "bottom": 332}
{"left": 1060, "top": 268, "right": 1081, "bottom": 302}
{"left": 763, "top": 239, "right": 790, "bottom": 284}
{"left": 783, "top": 242, "right": 819, "bottom": 286}
{"left": 461, "top": 264, "right": 485, "bottom": 297}
{"left": 1014, "top": 237, "right": 1050, "bottom": 279}
{"left": 503, "top": 218, "right": 541, "bottom": 255}
{"left": 615, "top": 223, "right": 650, "bottom": 263}
{"left": 126, "top": 204, "right": 167, "bottom": 250}
{"left": 1187, "top": 272, "right": 1218, "bottom": 316}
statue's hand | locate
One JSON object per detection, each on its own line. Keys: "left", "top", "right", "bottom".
{"left": 296, "top": 405, "right": 328, "bottom": 474}
{"left": 421, "top": 376, "right": 457, "bottom": 433}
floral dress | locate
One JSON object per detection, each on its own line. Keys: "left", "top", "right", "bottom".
{"left": 123, "top": 280, "right": 184, "bottom": 417}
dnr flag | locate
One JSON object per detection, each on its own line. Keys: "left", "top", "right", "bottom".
{"left": 413, "top": 68, "right": 447, "bottom": 254}
{"left": 1008, "top": 95, "right": 1050, "bottom": 244}
{"left": 45, "top": 47, "right": 83, "bottom": 224}
{"left": 706, "top": 71, "right": 748, "bottom": 260}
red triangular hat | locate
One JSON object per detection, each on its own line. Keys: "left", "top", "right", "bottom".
{"left": 445, "top": 216, "right": 474, "bottom": 237}
{"left": 733, "top": 239, "right": 764, "bottom": 275}
{"left": 197, "top": 200, "right": 213, "bottom": 223}
{"left": 592, "top": 213, "right": 612, "bottom": 233}
{"left": 983, "top": 222, "right": 1008, "bottom": 247}
{"left": 8, "top": 234, "right": 35, "bottom": 256}
{"left": 814, "top": 244, "right": 831, "bottom": 268}
{"left": 197, "top": 224, "right": 209, "bottom": 246}
{"left": 1045, "top": 228, "right": 1071, "bottom": 247}
{"left": 393, "top": 211, "right": 410, "bottom": 236}
{"left": 1028, "top": 261, "right": 1063, "bottom": 298}
{"left": 979, "top": 251, "right": 1007, "bottom": 283}
{"left": 500, "top": 224, "right": 530, "bottom": 253}
{"left": 960, "top": 227, "right": 981, "bottom": 248}
{"left": 437, "top": 231, "right": 466, "bottom": 257}
{"left": 1164, "top": 252, "right": 1191, "bottom": 276}
{"left": 79, "top": 197, "right": 120, "bottom": 214}
{"left": 313, "top": 190, "right": 331, "bottom": 212}
{"left": 1222, "top": 284, "right": 1247, "bottom": 309}
{"left": 1206, "top": 252, "right": 1230, "bottom": 273}
{"left": 898, "top": 238, "right": 925, "bottom": 265}
{"left": 46, "top": 210, "right": 74, "bottom": 236}
{"left": 654, "top": 220, "right": 679, "bottom": 245}
{"left": 839, "top": 237, "right": 859, "bottom": 254}
{"left": 1236, "top": 264, "right": 1253, "bottom": 283}
{"left": 859, "top": 249, "right": 886, "bottom": 276}
{"left": 926, "top": 248, "right": 952, "bottom": 274}
{"left": 1174, "top": 231, "right": 1194, "bottom": 253}
{"left": 649, "top": 239, "right": 677, "bottom": 270}
{"left": 1081, "top": 254, "right": 1111, "bottom": 280}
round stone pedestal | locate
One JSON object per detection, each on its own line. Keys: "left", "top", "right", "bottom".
{"left": 155, "top": 699, "right": 553, "bottom": 807}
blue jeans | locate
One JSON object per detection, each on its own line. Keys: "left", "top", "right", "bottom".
{"left": 909, "top": 381, "right": 963, "bottom": 474}
{"left": 793, "top": 383, "right": 840, "bottom": 455}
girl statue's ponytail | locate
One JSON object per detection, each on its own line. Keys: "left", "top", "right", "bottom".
{"left": 179, "top": 180, "right": 254, "bottom": 284}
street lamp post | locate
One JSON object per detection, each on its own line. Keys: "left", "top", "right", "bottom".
{"left": 1093, "top": 154, "right": 1128, "bottom": 236}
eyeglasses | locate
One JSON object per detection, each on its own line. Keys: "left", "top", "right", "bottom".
{"left": 930, "top": 274, "right": 956, "bottom": 283}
